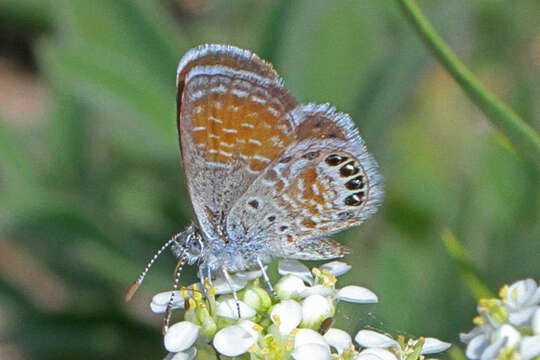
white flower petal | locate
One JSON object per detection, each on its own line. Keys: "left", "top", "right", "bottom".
{"left": 421, "top": 337, "right": 452, "bottom": 354}
{"left": 336, "top": 286, "right": 378, "bottom": 304}
{"left": 216, "top": 299, "right": 256, "bottom": 319}
{"left": 324, "top": 328, "right": 352, "bottom": 355}
{"left": 506, "top": 279, "right": 538, "bottom": 310}
{"left": 151, "top": 291, "right": 185, "bottom": 314}
{"left": 479, "top": 336, "right": 507, "bottom": 360}
{"left": 493, "top": 324, "right": 521, "bottom": 348}
{"left": 320, "top": 261, "right": 352, "bottom": 277}
{"left": 465, "top": 334, "right": 489, "bottom": 360}
{"left": 354, "top": 348, "right": 398, "bottom": 360}
{"left": 213, "top": 325, "right": 256, "bottom": 357}
{"left": 170, "top": 347, "right": 197, "bottom": 360}
{"left": 211, "top": 276, "right": 248, "bottom": 295}
{"left": 163, "top": 321, "right": 199, "bottom": 353}
{"left": 270, "top": 300, "right": 302, "bottom": 335}
{"left": 235, "top": 267, "right": 265, "bottom": 281}
{"left": 275, "top": 275, "right": 307, "bottom": 299}
{"left": 294, "top": 328, "right": 330, "bottom": 350}
{"left": 520, "top": 335, "right": 540, "bottom": 360}
{"left": 530, "top": 287, "right": 540, "bottom": 306}
{"left": 355, "top": 330, "right": 399, "bottom": 349}
{"left": 236, "top": 320, "right": 260, "bottom": 340}
{"left": 532, "top": 308, "right": 540, "bottom": 334}
{"left": 509, "top": 307, "right": 538, "bottom": 327}
{"left": 299, "top": 285, "right": 335, "bottom": 298}
{"left": 278, "top": 259, "right": 314, "bottom": 285}
{"left": 460, "top": 326, "right": 483, "bottom": 344}
{"left": 292, "top": 343, "right": 331, "bottom": 360}
{"left": 302, "top": 295, "right": 334, "bottom": 329}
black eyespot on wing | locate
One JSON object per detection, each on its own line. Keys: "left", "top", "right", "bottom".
{"left": 268, "top": 215, "right": 276, "bottom": 222}
{"left": 345, "top": 175, "right": 364, "bottom": 190}
{"left": 344, "top": 192, "right": 365, "bottom": 206}
{"left": 248, "top": 199, "right": 259, "bottom": 209}
{"left": 279, "top": 225, "right": 288, "bottom": 232}
{"left": 302, "top": 150, "right": 320, "bottom": 160}
{"left": 279, "top": 156, "right": 293, "bottom": 163}
{"left": 325, "top": 154, "right": 347, "bottom": 166}
{"left": 340, "top": 161, "right": 360, "bottom": 177}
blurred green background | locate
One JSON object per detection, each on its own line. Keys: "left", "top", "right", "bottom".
{"left": 0, "top": 0, "right": 538, "bottom": 359}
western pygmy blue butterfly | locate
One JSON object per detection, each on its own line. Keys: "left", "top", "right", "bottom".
{"left": 126, "top": 44, "right": 383, "bottom": 331}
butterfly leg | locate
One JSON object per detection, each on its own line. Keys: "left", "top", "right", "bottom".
{"left": 257, "top": 256, "right": 278, "bottom": 299}
{"left": 222, "top": 268, "right": 241, "bottom": 318}
{"left": 162, "top": 254, "right": 187, "bottom": 335}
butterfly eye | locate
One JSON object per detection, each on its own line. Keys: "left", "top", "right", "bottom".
{"left": 344, "top": 192, "right": 365, "bottom": 206}
{"left": 345, "top": 175, "right": 364, "bottom": 190}
{"left": 325, "top": 154, "right": 348, "bottom": 166}
{"left": 340, "top": 161, "right": 360, "bottom": 177}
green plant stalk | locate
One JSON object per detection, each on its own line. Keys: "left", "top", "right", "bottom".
{"left": 396, "top": 0, "right": 540, "bottom": 165}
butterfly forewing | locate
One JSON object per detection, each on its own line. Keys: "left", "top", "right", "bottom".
{"left": 176, "top": 45, "right": 297, "bottom": 241}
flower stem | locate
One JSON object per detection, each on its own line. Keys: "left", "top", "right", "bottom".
{"left": 395, "top": 0, "right": 540, "bottom": 166}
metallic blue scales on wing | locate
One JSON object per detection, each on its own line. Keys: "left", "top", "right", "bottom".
{"left": 176, "top": 44, "right": 383, "bottom": 272}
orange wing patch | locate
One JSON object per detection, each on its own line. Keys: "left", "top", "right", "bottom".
{"left": 187, "top": 74, "right": 295, "bottom": 173}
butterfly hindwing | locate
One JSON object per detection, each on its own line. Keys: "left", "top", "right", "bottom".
{"left": 226, "top": 104, "right": 383, "bottom": 260}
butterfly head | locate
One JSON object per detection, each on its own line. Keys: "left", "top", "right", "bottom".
{"left": 171, "top": 224, "right": 205, "bottom": 265}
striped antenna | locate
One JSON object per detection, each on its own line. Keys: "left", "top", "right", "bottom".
{"left": 125, "top": 233, "right": 182, "bottom": 302}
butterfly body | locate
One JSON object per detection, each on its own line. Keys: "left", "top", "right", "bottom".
{"left": 174, "top": 44, "right": 383, "bottom": 277}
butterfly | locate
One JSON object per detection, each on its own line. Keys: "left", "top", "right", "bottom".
{"left": 126, "top": 44, "right": 383, "bottom": 331}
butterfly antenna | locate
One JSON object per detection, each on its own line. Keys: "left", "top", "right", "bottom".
{"left": 125, "top": 234, "right": 181, "bottom": 302}
{"left": 162, "top": 254, "right": 187, "bottom": 334}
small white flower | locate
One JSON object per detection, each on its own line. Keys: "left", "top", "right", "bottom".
{"left": 354, "top": 348, "right": 398, "bottom": 360}
{"left": 299, "top": 285, "right": 334, "bottom": 298}
{"left": 151, "top": 291, "right": 185, "bottom": 314}
{"left": 167, "top": 347, "right": 197, "bottom": 360}
{"left": 492, "top": 324, "right": 521, "bottom": 349}
{"left": 508, "top": 306, "right": 539, "bottom": 327}
{"left": 336, "top": 286, "right": 378, "bottom": 304}
{"left": 213, "top": 325, "right": 256, "bottom": 357}
{"left": 163, "top": 321, "right": 199, "bottom": 352}
{"left": 236, "top": 319, "right": 260, "bottom": 340}
{"left": 354, "top": 330, "right": 400, "bottom": 349}
{"left": 278, "top": 259, "right": 314, "bottom": 285}
{"left": 216, "top": 298, "right": 256, "bottom": 319}
{"left": 480, "top": 336, "right": 507, "bottom": 360}
{"left": 324, "top": 328, "right": 352, "bottom": 355}
{"left": 320, "top": 261, "right": 352, "bottom": 277}
{"left": 465, "top": 334, "right": 489, "bottom": 360}
{"left": 519, "top": 335, "right": 540, "bottom": 360}
{"left": 270, "top": 300, "right": 302, "bottom": 335}
{"left": 235, "top": 267, "right": 265, "bottom": 281}
{"left": 211, "top": 276, "right": 248, "bottom": 295}
{"left": 275, "top": 275, "right": 307, "bottom": 299}
{"left": 420, "top": 337, "right": 452, "bottom": 354}
{"left": 301, "top": 294, "right": 334, "bottom": 329}
{"left": 505, "top": 279, "right": 539, "bottom": 311}
{"left": 292, "top": 344, "right": 331, "bottom": 360}
{"left": 294, "top": 328, "right": 330, "bottom": 350}
{"left": 532, "top": 308, "right": 540, "bottom": 334}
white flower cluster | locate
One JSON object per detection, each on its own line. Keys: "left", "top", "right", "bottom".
{"left": 152, "top": 260, "right": 451, "bottom": 360}
{"left": 460, "top": 278, "right": 540, "bottom": 360}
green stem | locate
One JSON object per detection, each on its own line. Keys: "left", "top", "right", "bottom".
{"left": 396, "top": 0, "right": 540, "bottom": 165}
